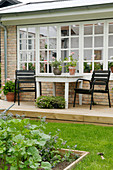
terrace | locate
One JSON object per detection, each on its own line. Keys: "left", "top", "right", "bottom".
{"left": 1, "top": 99, "right": 113, "bottom": 126}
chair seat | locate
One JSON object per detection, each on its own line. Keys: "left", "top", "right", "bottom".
{"left": 74, "top": 88, "right": 92, "bottom": 94}
{"left": 74, "top": 88, "right": 109, "bottom": 94}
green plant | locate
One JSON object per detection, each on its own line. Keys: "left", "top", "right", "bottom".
{"left": 39, "top": 121, "right": 113, "bottom": 170}
{"left": 65, "top": 52, "right": 77, "bottom": 72}
{"left": 2, "top": 79, "right": 15, "bottom": 95}
{"left": 94, "top": 62, "right": 103, "bottom": 70}
{"left": 0, "top": 113, "right": 79, "bottom": 169}
{"left": 24, "top": 63, "right": 35, "bottom": 70}
{"left": 36, "top": 96, "right": 65, "bottom": 109}
{"left": 108, "top": 61, "right": 113, "bottom": 68}
{"left": 50, "top": 57, "right": 63, "bottom": 71}
{"left": 84, "top": 62, "right": 91, "bottom": 73}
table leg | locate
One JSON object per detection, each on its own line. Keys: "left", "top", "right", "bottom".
{"left": 36, "top": 81, "right": 40, "bottom": 98}
{"left": 53, "top": 82, "right": 56, "bottom": 96}
{"left": 79, "top": 81, "right": 83, "bottom": 105}
{"left": 65, "top": 82, "right": 69, "bottom": 109}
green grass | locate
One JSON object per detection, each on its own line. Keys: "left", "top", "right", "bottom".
{"left": 31, "top": 120, "right": 113, "bottom": 170}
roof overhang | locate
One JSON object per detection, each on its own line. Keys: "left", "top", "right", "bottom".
{"left": 1, "top": 2, "right": 113, "bottom": 25}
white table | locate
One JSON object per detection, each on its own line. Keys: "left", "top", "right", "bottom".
{"left": 35, "top": 74, "right": 83, "bottom": 109}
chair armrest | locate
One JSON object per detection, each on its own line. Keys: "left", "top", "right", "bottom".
{"left": 75, "top": 78, "right": 91, "bottom": 88}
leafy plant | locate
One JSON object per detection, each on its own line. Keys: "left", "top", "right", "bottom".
{"left": 94, "top": 62, "right": 103, "bottom": 70}
{"left": 2, "top": 79, "right": 15, "bottom": 95}
{"left": 49, "top": 57, "right": 63, "bottom": 71}
{"left": 65, "top": 52, "right": 77, "bottom": 72}
{"left": 24, "top": 63, "right": 35, "bottom": 70}
{"left": 0, "top": 113, "right": 79, "bottom": 169}
{"left": 108, "top": 62, "right": 113, "bottom": 68}
{"left": 84, "top": 62, "right": 91, "bottom": 73}
{"left": 36, "top": 96, "right": 65, "bottom": 109}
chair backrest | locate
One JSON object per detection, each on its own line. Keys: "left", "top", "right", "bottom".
{"left": 15, "top": 70, "right": 35, "bottom": 82}
{"left": 91, "top": 70, "right": 110, "bottom": 89}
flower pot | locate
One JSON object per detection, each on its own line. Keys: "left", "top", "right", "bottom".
{"left": 6, "top": 92, "right": 14, "bottom": 102}
{"left": 69, "top": 66, "right": 76, "bottom": 75}
{"left": 53, "top": 68, "right": 62, "bottom": 75}
{"left": 111, "top": 66, "right": 113, "bottom": 73}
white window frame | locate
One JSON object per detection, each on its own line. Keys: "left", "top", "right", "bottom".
{"left": 17, "top": 19, "right": 113, "bottom": 79}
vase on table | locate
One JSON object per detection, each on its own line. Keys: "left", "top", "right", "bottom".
{"left": 53, "top": 68, "right": 62, "bottom": 75}
{"left": 69, "top": 66, "right": 76, "bottom": 75}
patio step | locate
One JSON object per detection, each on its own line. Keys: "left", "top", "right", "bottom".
{"left": 1, "top": 105, "right": 113, "bottom": 125}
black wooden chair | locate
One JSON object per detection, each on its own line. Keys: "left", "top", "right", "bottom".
{"left": 73, "top": 70, "right": 111, "bottom": 110}
{"left": 14, "top": 70, "right": 41, "bottom": 105}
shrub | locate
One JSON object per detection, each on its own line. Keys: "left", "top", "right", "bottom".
{"left": 36, "top": 96, "right": 65, "bottom": 109}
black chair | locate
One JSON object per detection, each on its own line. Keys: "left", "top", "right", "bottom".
{"left": 73, "top": 70, "right": 111, "bottom": 110}
{"left": 14, "top": 70, "right": 41, "bottom": 105}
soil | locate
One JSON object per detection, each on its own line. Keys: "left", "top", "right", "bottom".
{"left": 52, "top": 160, "right": 74, "bottom": 170}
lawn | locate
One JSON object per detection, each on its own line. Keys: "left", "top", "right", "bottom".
{"left": 31, "top": 120, "right": 113, "bottom": 170}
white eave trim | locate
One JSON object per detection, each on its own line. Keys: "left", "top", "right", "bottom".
{"left": 1, "top": 6, "right": 113, "bottom": 22}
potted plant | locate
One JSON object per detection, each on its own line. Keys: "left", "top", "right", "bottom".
{"left": 50, "top": 57, "right": 63, "bottom": 75}
{"left": 94, "top": 62, "right": 103, "bottom": 71}
{"left": 108, "top": 62, "right": 113, "bottom": 73}
{"left": 65, "top": 52, "right": 77, "bottom": 75}
{"left": 2, "top": 78, "right": 15, "bottom": 101}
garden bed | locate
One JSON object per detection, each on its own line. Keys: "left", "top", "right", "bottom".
{"left": 0, "top": 149, "right": 89, "bottom": 170}
{"left": 54, "top": 149, "right": 89, "bottom": 170}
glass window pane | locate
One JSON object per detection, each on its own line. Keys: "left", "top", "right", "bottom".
{"left": 40, "top": 27, "right": 48, "bottom": 37}
{"left": 49, "top": 50, "right": 57, "bottom": 61}
{"left": 61, "top": 50, "right": 69, "bottom": 60}
{"left": 71, "top": 37, "right": 79, "bottom": 48}
{"left": 94, "top": 62, "right": 103, "bottom": 70}
{"left": 40, "top": 51, "right": 47, "bottom": 61}
{"left": 94, "top": 36, "right": 103, "bottom": 47}
{"left": 61, "top": 26, "right": 69, "bottom": 36}
{"left": 28, "top": 28, "right": 36, "bottom": 38}
{"left": 19, "top": 28, "right": 27, "bottom": 38}
{"left": 49, "top": 38, "right": 57, "bottom": 49}
{"left": 84, "top": 37, "right": 92, "bottom": 48}
{"left": 94, "top": 50, "right": 103, "bottom": 60}
{"left": 28, "top": 39, "right": 35, "bottom": 50}
{"left": 28, "top": 51, "right": 36, "bottom": 61}
{"left": 61, "top": 38, "right": 69, "bottom": 49}
{"left": 70, "top": 50, "right": 79, "bottom": 60}
{"left": 49, "top": 26, "right": 57, "bottom": 37}
{"left": 84, "top": 24, "right": 93, "bottom": 35}
{"left": 20, "top": 52, "right": 27, "bottom": 61}
{"left": 108, "top": 48, "right": 113, "bottom": 60}
{"left": 94, "top": 23, "right": 104, "bottom": 34}
{"left": 84, "top": 62, "right": 92, "bottom": 73}
{"left": 40, "top": 39, "right": 47, "bottom": 49}
{"left": 108, "top": 35, "right": 113, "bottom": 47}
{"left": 109, "top": 23, "right": 113, "bottom": 34}
{"left": 84, "top": 50, "right": 92, "bottom": 60}
{"left": 71, "top": 25, "right": 79, "bottom": 35}
{"left": 20, "top": 39, "right": 27, "bottom": 50}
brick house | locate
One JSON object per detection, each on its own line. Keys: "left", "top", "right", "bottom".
{"left": 0, "top": 0, "right": 113, "bottom": 106}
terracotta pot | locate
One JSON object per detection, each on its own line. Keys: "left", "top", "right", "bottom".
{"left": 111, "top": 66, "right": 113, "bottom": 73}
{"left": 53, "top": 68, "right": 62, "bottom": 75}
{"left": 6, "top": 92, "right": 14, "bottom": 102}
{"left": 69, "top": 66, "right": 76, "bottom": 75}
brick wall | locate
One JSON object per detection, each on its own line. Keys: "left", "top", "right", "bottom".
{"left": 1, "top": 25, "right": 113, "bottom": 105}
{"left": 1, "top": 26, "right": 17, "bottom": 100}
